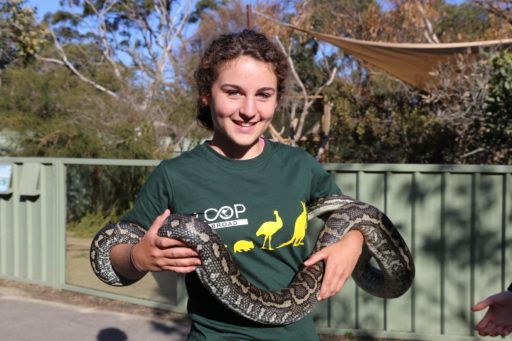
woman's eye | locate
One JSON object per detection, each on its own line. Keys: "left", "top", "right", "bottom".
{"left": 227, "top": 90, "right": 241, "bottom": 96}
{"left": 257, "top": 92, "right": 271, "bottom": 99}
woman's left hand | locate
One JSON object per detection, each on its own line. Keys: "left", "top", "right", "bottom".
{"left": 304, "top": 230, "right": 364, "bottom": 300}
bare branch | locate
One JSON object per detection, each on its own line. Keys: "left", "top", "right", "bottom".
{"left": 421, "top": 53, "right": 493, "bottom": 129}
{"left": 415, "top": 1, "right": 440, "bottom": 44}
{"left": 275, "top": 35, "right": 308, "bottom": 99}
{"left": 40, "top": 29, "right": 119, "bottom": 99}
{"left": 460, "top": 147, "right": 486, "bottom": 159}
{"left": 34, "top": 55, "right": 65, "bottom": 65}
{"left": 268, "top": 123, "right": 288, "bottom": 144}
{"left": 84, "top": 0, "right": 123, "bottom": 79}
{"left": 274, "top": 33, "right": 337, "bottom": 146}
{"left": 274, "top": 35, "right": 308, "bottom": 143}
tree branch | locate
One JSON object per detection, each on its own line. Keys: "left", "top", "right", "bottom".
{"left": 84, "top": 0, "right": 123, "bottom": 79}
{"left": 39, "top": 29, "right": 119, "bottom": 99}
{"left": 415, "top": 1, "right": 440, "bottom": 43}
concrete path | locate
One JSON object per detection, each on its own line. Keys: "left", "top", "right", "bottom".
{"left": 0, "top": 292, "right": 190, "bottom": 341}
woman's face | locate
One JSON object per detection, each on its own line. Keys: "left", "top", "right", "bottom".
{"left": 204, "top": 55, "right": 278, "bottom": 159}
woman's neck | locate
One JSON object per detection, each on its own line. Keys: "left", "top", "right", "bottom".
{"left": 208, "top": 137, "right": 265, "bottom": 160}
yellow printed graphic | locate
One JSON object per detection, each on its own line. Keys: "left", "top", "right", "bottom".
{"left": 233, "top": 240, "right": 254, "bottom": 253}
{"left": 256, "top": 210, "right": 283, "bottom": 250}
{"left": 277, "top": 201, "right": 307, "bottom": 249}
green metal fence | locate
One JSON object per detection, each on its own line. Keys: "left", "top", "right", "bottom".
{"left": 0, "top": 157, "right": 510, "bottom": 341}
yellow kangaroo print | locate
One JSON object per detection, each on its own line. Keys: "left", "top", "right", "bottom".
{"left": 256, "top": 210, "right": 283, "bottom": 250}
{"left": 233, "top": 240, "right": 255, "bottom": 253}
{"left": 277, "top": 201, "right": 307, "bottom": 249}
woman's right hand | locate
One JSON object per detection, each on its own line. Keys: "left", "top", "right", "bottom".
{"left": 131, "top": 209, "right": 202, "bottom": 274}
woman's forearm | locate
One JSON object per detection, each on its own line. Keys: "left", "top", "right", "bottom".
{"left": 110, "top": 243, "right": 147, "bottom": 280}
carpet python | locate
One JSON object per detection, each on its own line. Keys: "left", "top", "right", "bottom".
{"left": 90, "top": 194, "right": 414, "bottom": 325}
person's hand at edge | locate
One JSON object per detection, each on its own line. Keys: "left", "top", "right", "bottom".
{"left": 472, "top": 290, "right": 512, "bottom": 337}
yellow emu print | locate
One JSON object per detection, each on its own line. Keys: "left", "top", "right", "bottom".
{"left": 256, "top": 210, "right": 283, "bottom": 250}
{"left": 277, "top": 201, "right": 307, "bottom": 248}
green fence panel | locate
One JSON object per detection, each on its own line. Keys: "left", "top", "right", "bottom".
{"left": 386, "top": 172, "right": 414, "bottom": 333}
{"left": 414, "top": 172, "right": 443, "bottom": 335}
{"left": 0, "top": 160, "right": 62, "bottom": 287}
{"left": 0, "top": 158, "right": 511, "bottom": 341}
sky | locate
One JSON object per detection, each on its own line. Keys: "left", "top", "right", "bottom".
{"left": 28, "top": 0, "right": 468, "bottom": 20}
{"left": 28, "top": 0, "right": 61, "bottom": 19}
{"left": 27, "top": 0, "right": 253, "bottom": 19}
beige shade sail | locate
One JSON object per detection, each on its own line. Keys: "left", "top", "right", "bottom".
{"left": 256, "top": 12, "right": 512, "bottom": 90}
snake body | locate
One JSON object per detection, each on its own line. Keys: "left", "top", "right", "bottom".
{"left": 90, "top": 195, "right": 414, "bottom": 325}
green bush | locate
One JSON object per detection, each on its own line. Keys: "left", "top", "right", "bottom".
{"left": 67, "top": 206, "right": 120, "bottom": 239}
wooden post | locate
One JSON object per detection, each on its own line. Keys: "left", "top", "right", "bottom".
{"left": 316, "top": 99, "right": 333, "bottom": 161}
{"left": 246, "top": 5, "right": 252, "bottom": 30}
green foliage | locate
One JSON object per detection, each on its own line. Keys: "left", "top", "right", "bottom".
{"left": 309, "top": 0, "right": 375, "bottom": 37}
{"left": 0, "top": 0, "right": 48, "bottom": 65}
{"left": 415, "top": 49, "right": 512, "bottom": 165}
{"left": 322, "top": 75, "right": 456, "bottom": 163}
{"left": 437, "top": 2, "right": 492, "bottom": 41}
{"left": 66, "top": 164, "right": 152, "bottom": 225}
{"left": 487, "top": 51, "right": 512, "bottom": 113}
{"left": 292, "top": 38, "right": 324, "bottom": 90}
{"left": 462, "top": 51, "right": 512, "bottom": 164}
{"left": 67, "top": 205, "right": 120, "bottom": 238}
{"left": 189, "top": 0, "right": 223, "bottom": 23}
{"left": 0, "top": 58, "right": 159, "bottom": 158}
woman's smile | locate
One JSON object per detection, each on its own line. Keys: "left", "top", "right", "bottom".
{"left": 234, "top": 120, "right": 257, "bottom": 127}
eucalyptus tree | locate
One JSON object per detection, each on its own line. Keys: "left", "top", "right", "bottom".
{"left": 33, "top": 0, "right": 212, "bottom": 156}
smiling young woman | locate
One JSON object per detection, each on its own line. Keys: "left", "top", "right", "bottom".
{"left": 106, "top": 30, "right": 364, "bottom": 341}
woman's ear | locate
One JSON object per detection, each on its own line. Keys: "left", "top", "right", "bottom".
{"left": 201, "top": 95, "right": 210, "bottom": 106}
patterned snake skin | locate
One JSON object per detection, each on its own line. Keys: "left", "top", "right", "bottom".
{"left": 90, "top": 195, "right": 414, "bottom": 325}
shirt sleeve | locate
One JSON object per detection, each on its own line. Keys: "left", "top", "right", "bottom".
{"left": 307, "top": 154, "right": 342, "bottom": 201}
{"left": 121, "top": 160, "right": 173, "bottom": 229}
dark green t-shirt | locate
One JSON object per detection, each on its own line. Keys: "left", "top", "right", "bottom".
{"left": 122, "top": 140, "right": 341, "bottom": 340}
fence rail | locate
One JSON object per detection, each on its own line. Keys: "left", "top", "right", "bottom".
{"left": 1, "top": 157, "right": 510, "bottom": 341}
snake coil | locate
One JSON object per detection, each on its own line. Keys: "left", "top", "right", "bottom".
{"left": 90, "top": 195, "right": 414, "bottom": 325}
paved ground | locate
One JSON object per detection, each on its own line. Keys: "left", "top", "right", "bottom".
{"left": 0, "top": 279, "right": 399, "bottom": 341}
{"left": 0, "top": 280, "right": 191, "bottom": 341}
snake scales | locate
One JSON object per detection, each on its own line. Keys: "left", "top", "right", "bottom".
{"left": 90, "top": 194, "right": 414, "bottom": 325}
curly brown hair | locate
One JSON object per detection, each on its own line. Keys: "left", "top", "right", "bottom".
{"left": 194, "top": 30, "right": 289, "bottom": 130}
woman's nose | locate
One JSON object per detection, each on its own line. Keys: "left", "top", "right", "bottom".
{"left": 239, "top": 97, "right": 256, "bottom": 118}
